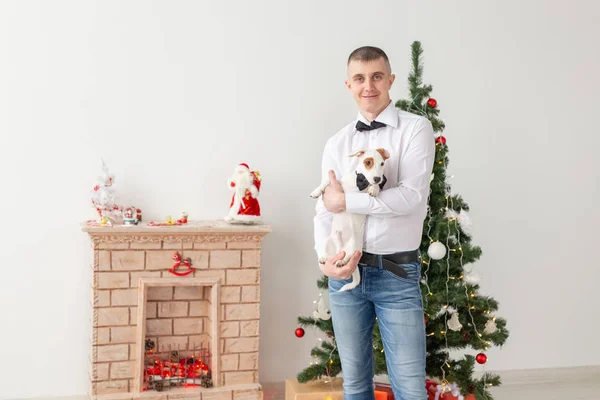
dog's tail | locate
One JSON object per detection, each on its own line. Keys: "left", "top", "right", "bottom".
{"left": 336, "top": 268, "right": 360, "bottom": 293}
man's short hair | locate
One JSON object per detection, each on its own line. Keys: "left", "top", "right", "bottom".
{"left": 347, "top": 46, "right": 391, "bottom": 70}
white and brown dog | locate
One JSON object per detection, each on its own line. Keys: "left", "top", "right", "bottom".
{"left": 310, "top": 148, "right": 390, "bottom": 292}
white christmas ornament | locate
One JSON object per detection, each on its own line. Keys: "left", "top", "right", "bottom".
{"left": 427, "top": 241, "right": 447, "bottom": 260}
{"left": 484, "top": 318, "right": 497, "bottom": 334}
{"left": 435, "top": 305, "right": 457, "bottom": 319}
{"left": 448, "top": 312, "right": 463, "bottom": 332}
{"left": 445, "top": 209, "right": 473, "bottom": 236}
{"left": 446, "top": 209, "right": 458, "bottom": 220}
{"left": 462, "top": 274, "right": 480, "bottom": 285}
{"left": 458, "top": 209, "right": 473, "bottom": 235}
{"left": 430, "top": 173, "right": 435, "bottom": 182}
{"left": 313, "top": 297, "right": 331, "bottom": 321}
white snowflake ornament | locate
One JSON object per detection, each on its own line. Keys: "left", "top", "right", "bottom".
{"left": 484, "top": 318, "right": 497, "bottom": 334}
{"left": 448, "top": 312, "right": 463, "bottom": 332}
{"left": 462, "top": 274, "right": 480, "bottom": 285}
{"left": 313, "top": 297, "right": 331, "bottom": 321}
{"left": 458, "top": 209, "right": 473, "bottom": 235}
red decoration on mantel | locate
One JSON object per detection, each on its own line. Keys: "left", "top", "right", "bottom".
{"left": 168, "top": 252, "right": 195, "bottom": 276}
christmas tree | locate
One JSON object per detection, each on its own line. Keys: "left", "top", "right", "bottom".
{"left": 297, "top": 41, "right": 509, "bottom": 399}
{"left": 90, "top": 159, "right": 123, "bottom": 224}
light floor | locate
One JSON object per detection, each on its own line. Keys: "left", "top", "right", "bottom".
{"left": 261, "top": 379, "right": 600, "bottom": 400}
{"left": 14, "top": 368, "right": 600, "bottom": 400}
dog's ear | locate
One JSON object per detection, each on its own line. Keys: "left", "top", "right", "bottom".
{"left": 348, "top": 150, "right": 365, "bottom": 158}
{"left": 376, "top": 148, "right": 390, "bottom": 160}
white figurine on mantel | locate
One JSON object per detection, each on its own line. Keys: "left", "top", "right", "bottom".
{"left": 90, "top": 160, "right": 123, "bottom": 226}
{"left": 225, "top": 163, "right": 262, "bottom": 224}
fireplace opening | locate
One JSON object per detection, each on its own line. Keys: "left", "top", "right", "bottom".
{"left": 134, "top": 278, "right": 220, "bottom": 394}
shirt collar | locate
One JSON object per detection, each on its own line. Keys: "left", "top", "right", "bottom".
{"left": 356, "top": 100, "right": 399, "bottom": 129}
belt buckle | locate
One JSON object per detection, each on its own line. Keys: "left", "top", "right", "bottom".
{"left": 360, "top": 253, "right": 377, "bottom": 267}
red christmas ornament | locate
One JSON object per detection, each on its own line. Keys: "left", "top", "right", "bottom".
{"left": 168, "top": 252, "right": 195, "bottom": 277}
{"left": 427, "top": 98, "right": 437, "bottom": 108}
{"left": 476, "top": 353, "right": 487, "bottom": 364}
{"left": 435, "top": 136, "right": 446, "bottom": 145}
{"left": 295, "top": 328, "right": 305, "bottom": 338}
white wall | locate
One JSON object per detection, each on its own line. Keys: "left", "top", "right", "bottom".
{"left": 1, "top": 1, "right": 599, "bottom": 398}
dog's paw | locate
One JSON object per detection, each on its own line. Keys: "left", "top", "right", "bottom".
{"left": 335, "top": 259, "right": 348, "bottom": 268}
{"left": 310, "top": 189, "right": 323, "bottom": 199}
{"left": 367, "top": 185, "right": 380, "bottom": 197}
{"left": 318, "top": 255, "right": 328, "bottom": 265}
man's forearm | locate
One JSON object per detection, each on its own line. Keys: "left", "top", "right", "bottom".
{"left": 345, "top": 185, "right": 425, "bottom": 217}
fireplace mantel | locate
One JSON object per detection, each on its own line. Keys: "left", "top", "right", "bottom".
{"left": 82, "top": 219, "right": 271, "bottom": 400}
{"left": 82, "top": 220, "right": 272, "bottom": 237}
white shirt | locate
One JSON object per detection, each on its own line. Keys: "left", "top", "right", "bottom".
{"left": 313, "top": 100, "right": 435, "bottom": 255}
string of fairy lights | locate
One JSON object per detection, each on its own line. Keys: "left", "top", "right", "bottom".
{"left": 307, "top": 291, "right": 337, "bottom": 383}
{"left": 404, "top": 89, "right": 496, "bottom": 396}
{"left": 426, "top": 114, "right": 495, "bottom": 397}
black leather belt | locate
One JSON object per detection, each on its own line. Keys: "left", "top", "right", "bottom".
{"left": 359, "top": 250, "right": 420, "bottom": 279}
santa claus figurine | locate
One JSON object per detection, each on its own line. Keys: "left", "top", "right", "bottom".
{"left": 225, "top": 163, "right": 262, "bottom": 224}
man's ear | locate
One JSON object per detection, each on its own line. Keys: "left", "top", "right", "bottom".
{"left": 376, "top": 148, "right": 390, "bottom": 160}
{"left": 348, "top": 150, "right": 365, "bottom": 158}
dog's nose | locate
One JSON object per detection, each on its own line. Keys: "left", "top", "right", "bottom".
{"left": 373, "top": 177, "right": 381, "bottom": 183}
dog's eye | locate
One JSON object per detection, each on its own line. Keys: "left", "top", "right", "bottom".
{"left": 365, "top": 161, "right": 371, "bottom": 166}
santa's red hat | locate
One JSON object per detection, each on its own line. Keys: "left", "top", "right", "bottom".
{"left": 236, "top": 163, "right": 249, "bottom": 171}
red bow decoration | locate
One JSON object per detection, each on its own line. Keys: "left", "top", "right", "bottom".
{"left": 168, "top": 252, "right": 195, "bottom": 276}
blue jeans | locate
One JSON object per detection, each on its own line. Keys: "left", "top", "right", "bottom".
{"left": 328, "top": 254, "right": 427, "bottom": 400}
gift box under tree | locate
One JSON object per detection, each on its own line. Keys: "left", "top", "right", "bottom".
{"left": 285, "top": 378, "right": 343, "bottom": 400}
{"left": 426, "top": 379, "right": 476, "bottom": 400}
{"left": 285, "top": 379, "right": 398, "bottom": 400}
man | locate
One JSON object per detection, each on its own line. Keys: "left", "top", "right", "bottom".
{"left": 313, "top": 46, "right": 435, "bottom": 400}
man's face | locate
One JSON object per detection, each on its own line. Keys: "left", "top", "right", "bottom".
{"left": 345, "top": 57, "right": 395, "bottom": 116}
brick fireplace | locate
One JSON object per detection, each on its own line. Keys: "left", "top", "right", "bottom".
{"left": 82, "top": 220, "right": 271, "bottom": 400}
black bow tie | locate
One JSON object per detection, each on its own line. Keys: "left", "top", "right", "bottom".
{"left": 356, "top": 120, "right": 386, "bottom": 132}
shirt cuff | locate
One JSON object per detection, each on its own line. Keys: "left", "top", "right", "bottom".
{"left": 344, "top": 192, "right": 370, "bottom": 214}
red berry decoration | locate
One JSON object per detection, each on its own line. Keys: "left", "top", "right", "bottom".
{"left": 427, "top": 98, "right": 437, "bottom": 108}
{"left": 435, "top": 136, "right": 446, "bottom": 145}
{"left": 295, "top": 328, "right": 305, "bottom": 338}
{"left": 476, "top": 352, "right": 487, "bottom": 364}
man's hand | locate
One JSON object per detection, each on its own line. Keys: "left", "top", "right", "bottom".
{"left": 322, "top": 170, "right": 346, "bottom": 213}
{"left": 319, "top": 250, "right": 362, "bottom": 280}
